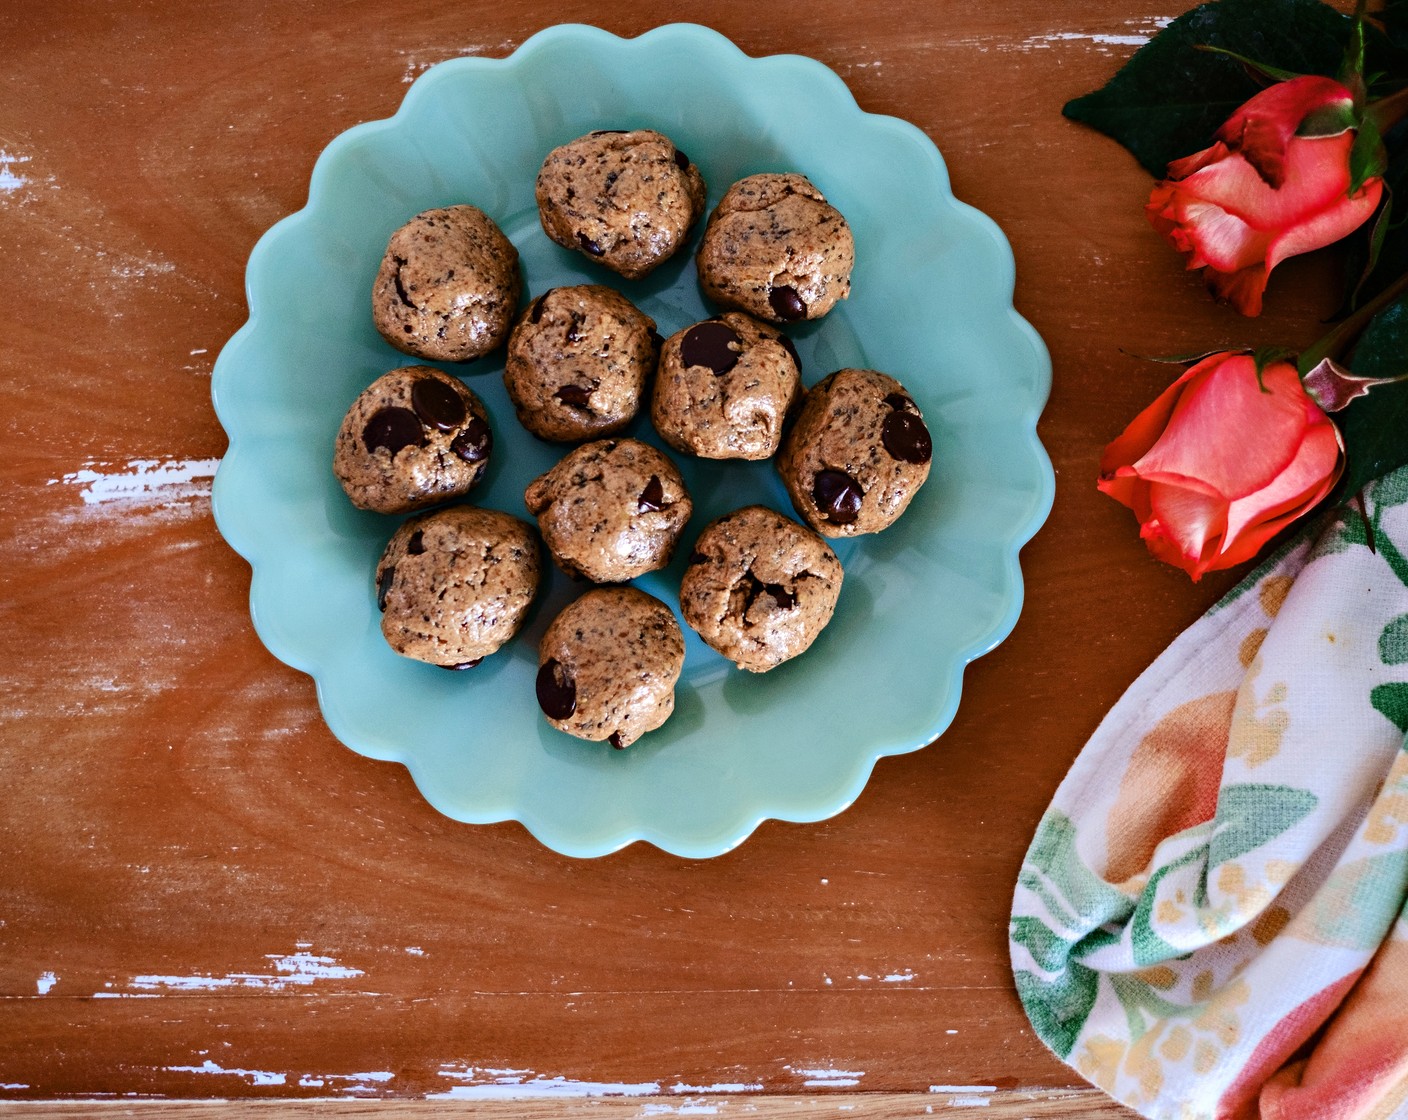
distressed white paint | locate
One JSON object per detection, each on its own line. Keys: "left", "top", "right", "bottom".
{"left": 36, "top": 971, "right": 57, "bottom": 995}
{"left": 787, "top": 1066, "right": 865, "bottom": 1089}
{"left": 129, "top": 948, "right": 364, "bottom": 994}
{"left": 166, "top": 1059, "right": 286, "bottom": 1087}
{"left": 881, "top": 970, "right": 915, "bottom": 982}
{"left": 641, "top": 1104, "right": 720, "bottom": 1117}
{"left": 404, "top": 946, "right": 426, "bottom": 956}
{"left": 930, "top": 1086, "right": 999, "bottom": 1093}
{"left": 297, "top": 1071, "right": 395, "bottom": 1091}
{"left": 0, "top": 1085, "right": 31, "bottom": 1091}
{"left": 400, "top": 42, "right": 518, "bottom": 83}
{"left": 668, "top": 1082, "right": 763, "bottom": 1093}
{"left": 0, "top": 151, "right": 30, "bottom": 193}
{"left": 431, "top": 1066, "right": 660, "bottom": 1099}
{"left": 52, "top": 457, "right": 220, "bottom": 508}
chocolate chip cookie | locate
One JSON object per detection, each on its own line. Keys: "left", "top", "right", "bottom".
{"left": 535, "top": 587, "right": 686, "bottom": 748}
{"left": 333, "top": 365, "right": 494, "bottom": 514}
{"left": 695, "top": 173, "right": 854, "bottom": 324}
{"left": 524, "top": 438, "right": 693, "bottom": 583}
{"left": 777, "top": 368, "right": 933, "bottom": 537}
{"left": 650, "top": 312, "right": 803, "bottom": 461}
{"left": 679, "top": 505, "right": 843, "bottom": 673}
{"left": 375, "top": 506, "right": 540, "bottom": 668}
{"left": 503, "top": 285, "right": 660, "bottom": 442}
{"left": 536, "top": 129, "right": 707, "bottom": 279}
{"left": 371, "top": 205, "right": 520, "bottom": 362}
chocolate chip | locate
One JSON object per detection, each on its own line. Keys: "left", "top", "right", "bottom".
{"left": 779, "top": 333, "right": 801, "bottom": 374}
{"left": 769, "top": 285, "right": 806, "bottom": 322}
{"left": 376, "top": 565, "right": 395, "bottom": 611}
{"left": 536, "top": 658, "right": 576, "bottom": 720}
{"left": 673, "top": 148, "right": 690, "bottom": 170}
{"left": 688, "top": 551, "right": 709, "bottom": 566}
{"left": 441, "top": 658, "right": 482, "bottom": 671}
{"left": 577, "top": 232, "right": 605, "bottom": 257}
{"left": 638, "top": 475, "right": 665, "bottom": 512}
{"left": 591, "top": 129, "right": 627, "bottom": 135}
{"left": 882, "top": 410, "right": 932, "bottom": 464}
{"left": 529, "top": 289, "right": 555, "bottom": 324}
{"left": 813, "top": 469, "right": 863, "bottom": 524}
{"left": 411, "top": 377, "right": 467, "bottom": 431}
{"left": 362, "top": 407, "right": 424, "bottom": 455}
{"left": 406, "top": 530, "right": 425, "bottom": 555}
{"left": 555, "top": 383, "right": 595, "bottom": 409}
{"left": 451, "top": 416, "right": 492, "bottom": 464}
{"left": 608, "top": 731, "right": 626, "bottom": 749}
{"left": 884, "top": 392, "right": 915, "bottom": 413}
{"left": 680, "top": 321, "right": 741, "bottom": 375}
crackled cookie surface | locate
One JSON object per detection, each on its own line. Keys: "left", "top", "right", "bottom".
{"left": 524, "top": 438, "right": 692, "bottom": 583}
{"left": 333, "top": 365, "right": 494, "bottom": 514}
{"left": 535, "top": 587, "right": 686, "bottom": 748}
{"left": 651, "top": 312, "right": 803, "bottom": 460}
{"left": 371, "top": 205, "right": 519, "bottom": 362}
{"left": 503, "top": 285, "right": 660, "bottom": 442}
{"left": 536, "top": 129, "right": 706, "bottom": 279}
{"left": 777, "top": 368, "right": 933, "bottom": 538}
{"left": 679, "top": 505, "right": 842, "bottom": 673}
{"left": 375, "top": 506, "right": 540, "bottom": 668}
{"left": 696, "top": 173, "right": 854, "bottom": 324}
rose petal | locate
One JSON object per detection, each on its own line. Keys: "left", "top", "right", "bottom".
{"left": 1173, "top": 199, "right": 1271, "bottom": 273}
{"left": 1135, "top": 358, "right": 1311, "bottom": 495}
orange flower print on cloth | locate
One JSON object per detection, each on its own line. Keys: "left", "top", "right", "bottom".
{"left": 1145, "top": 76, "right": 1383, "bottom": 317}
{"left": 1012, "top": 466, "right": 1408, "bottom": 1120}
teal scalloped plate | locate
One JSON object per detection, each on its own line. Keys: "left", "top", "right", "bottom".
{"left": 211, "top": 24, "right": 1054, "bottom": 858}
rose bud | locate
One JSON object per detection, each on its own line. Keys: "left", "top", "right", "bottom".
{"left": 1145, "top": 76, "right": 1383, "bottom": 317}
{"left": 1098, "top": 352, "right": 1344, "bottom": 581}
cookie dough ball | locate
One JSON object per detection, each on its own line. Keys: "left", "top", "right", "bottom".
{"left": 525, "top": 438, "right": 693, "bottom": 583}
{"left": 696, "top": 173, "right": 854, "bottom": 324}
{"left": 535, "top": 587, "right": 685, "bottom": 748}
{"left": 536, "top": 129, "right": 707, "bottom": 279}
{"left": 652, "top": 312, "right": 803, "bottom": 460}
{"left": 680, "top": 506, "right": 842, "bottom": 673}
{"left": 375, "top": 506, "right": 540, "bottom": 668}
{"left": 504, "top": 285, "right": 660, "bottom": 441}
{"left": 777, "top": 368, "right": 933, "bottom": 537}
{"left": 372, "top": 205, "right": 519, "bottom": 362}
{"left": 333, "top": 365, "right": 495, "bottom": 514}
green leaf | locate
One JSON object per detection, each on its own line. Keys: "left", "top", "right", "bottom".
{"left": 1011, "top": 916, "right": 1073, "bottom": 972}
{"left": 1348, "top": 110, "right": 1388, "bottom": 195}
{"left": 1380, "top": 614, "right": 1408, "bottom": 664}
{"left": 1383, "top": 0, "right": 1408, "bottom": 51}
{"left": 1209, "top": 784, "right": 1319, "bottom": 867}
{"left": 1063, "top": 0, "right": 1369, "bottom": 176}
{"left": 1014, "top": 964, "right": 1100, "bottom": 1059}
{"left": 1197, "top": 43, "right": 1309, "bottom": 83}
{"left": 1297, "top": 99, "right": 1359, "bottom": 136}
{"left": 1372, "top": 682, "right": 1408, "bottom": 730}
{"left": 1019, "top": 811, "right": 1132, "bottom": 927}
{"left": 1338, "top": 296, "right": 1408, "bottom": 495}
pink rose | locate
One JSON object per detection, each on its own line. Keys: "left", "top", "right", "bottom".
{"left": 1146, "top": 76, "right": 1383, "bottom": 316}
{"left": 1098, "top": 353, "right": 1344, "bottom": 580}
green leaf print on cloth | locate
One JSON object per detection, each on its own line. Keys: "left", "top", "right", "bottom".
{"left": 1011, "top": 467, "right": 1408, "bottom": 1120}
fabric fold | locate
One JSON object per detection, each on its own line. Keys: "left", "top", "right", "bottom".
{"left": 1011, "top": 466, "right": 1408, "bottom": 1120}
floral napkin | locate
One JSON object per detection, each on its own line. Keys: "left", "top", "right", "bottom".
{"left": 1011, "top": 466, "right": 1408, "bottom": 1120}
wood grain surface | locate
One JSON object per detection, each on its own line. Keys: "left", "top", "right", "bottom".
{"left": 0, "top": 0, "right": 1350, "bottom": 1113}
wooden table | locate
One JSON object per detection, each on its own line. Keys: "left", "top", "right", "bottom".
{"left": 0, "top": 1, "right": 1345, "bottom": 1116}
